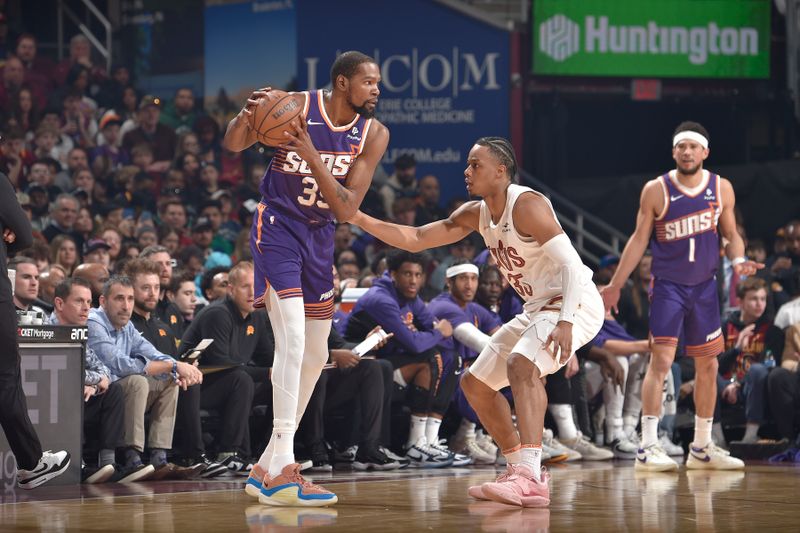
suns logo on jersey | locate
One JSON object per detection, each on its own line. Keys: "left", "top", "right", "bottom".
{"left": 658, "top": 207, "right": 719, "bottom": 241}
{"left": 158, "top": 328, "right": 167, "bottom": 337}
{"left": 246, "top": 325, "right": 255, "bottom": 336}
{"left": 489, "top": 240, "right": 525, "bottom": 272}
{"left": 281, "top": 151, "right": 353, "bottom": 177}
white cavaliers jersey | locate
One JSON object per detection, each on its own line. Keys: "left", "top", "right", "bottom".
{"left": 478, "top": 184, "right": 593, "bottom": 313}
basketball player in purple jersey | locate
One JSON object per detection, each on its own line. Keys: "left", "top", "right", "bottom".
{"left": 222, "top": 51, "right": 389, "bottom": 506}
{"left": 601, "top": 122, "right": 762, "bottom": 471}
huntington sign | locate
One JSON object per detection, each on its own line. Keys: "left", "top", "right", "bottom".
{"left": 533, "top": 1, "right": 770, "bottom": 78}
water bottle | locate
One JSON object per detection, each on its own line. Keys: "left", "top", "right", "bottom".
{"left": 764, "top": 349, "right": 776, "bottom": 368}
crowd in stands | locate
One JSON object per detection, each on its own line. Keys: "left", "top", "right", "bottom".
{"left": 2, "top": 32, "right": 800, "bottom": 483}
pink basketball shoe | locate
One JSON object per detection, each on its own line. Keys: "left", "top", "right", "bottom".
{"left": 481, "top": 464, "right": 550, "bottom": 507}
{"left": 468, "top": 464, "right": 516, "bottom": 500}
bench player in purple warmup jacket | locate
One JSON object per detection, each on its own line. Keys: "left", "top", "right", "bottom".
{"left": 223, "top": 51, "right": 389, "bottom": 506}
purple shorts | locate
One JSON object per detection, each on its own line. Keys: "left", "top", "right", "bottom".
{"left": 250, "top": 201, "right": 334, "bottom": 319}
{"left": 649, "top": 277, "right": 723, "bottom": 358}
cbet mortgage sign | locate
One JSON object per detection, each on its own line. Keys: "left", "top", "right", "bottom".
{"left": 533, "top": 0, "right": 770, "bottom": 79}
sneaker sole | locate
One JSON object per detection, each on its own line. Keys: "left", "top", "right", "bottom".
{"left": 481, "top": 484, "right": 522, "bottom": 507}
{"left": 172, "top": 464, "right": 207, "bottom": 480}
{"left": 200, "top": 464, "right": 230, "bottom": 479}
{"left": 245, "top": 478, "right": 262, "bottom": 498}
{"left": 686, "top": 458, "right": 745, "bottom": 470}
{"left": 259, "top": 486, "right": 338, "bottom": 507}
{"left": 634, "top": 460, "right": 679, "bottom": 472}
{"left": 468, "top": 485, "right": 488, "bottom": 500}
{"left": 84, "top": 464, "right": 116, "bottom": 484}
{"left": 352, "top": 461, "right": 401, "bottom": 471}
{"left": 18, "top": 456, "right": 71, "bottom": 489}
{"left": 407, "top": 458, "right": 454, "bottom": 468}
{"left": 544, "top": 453, "right": 570, "bottom": 464}
{"left": 119, "top": 464, "right": 156, "bottom": 483}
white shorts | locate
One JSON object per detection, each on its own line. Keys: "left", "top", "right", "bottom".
{"left": 469, "top": 287, "right": 604, "bottom": 391}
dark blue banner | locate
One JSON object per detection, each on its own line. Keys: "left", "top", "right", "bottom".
{"left": 296, "top": 0, "right": 510, "bottom": 206}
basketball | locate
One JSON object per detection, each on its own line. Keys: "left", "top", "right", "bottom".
{"left": 252, "top": 90, "right": 303, "bottom": 146}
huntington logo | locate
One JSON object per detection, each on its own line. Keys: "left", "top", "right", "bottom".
{"left": 539, "top": 14, "right": 580, "bottom": 62}
{"left": 539, "top": 14, "right": 759, "bottom": 66}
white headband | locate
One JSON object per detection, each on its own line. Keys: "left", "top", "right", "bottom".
{"left": 446, "top": 264, "right": 479, "bottom": 279}
{"left": 673, "top": 131, "right": 708, "bottom": 149}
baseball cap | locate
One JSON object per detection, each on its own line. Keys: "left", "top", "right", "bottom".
{"left": 99, "top": 109, "right": 123, "bottom": 130}
{"left": 83, "top": 238, "right": 111, "bottom": 255}
{"left": 192, "top": 216, "right": 213, "bottom": 232}
{"left": 25, "top": 182, "right": 46, "bottom": 195}
{"left": 210, "top": 189, "right": 232, "bottom": 201}
{"left": 138, "top": 95, "right": 161, "bottom": 111}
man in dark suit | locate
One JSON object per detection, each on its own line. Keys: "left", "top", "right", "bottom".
{"left": 0, "top": 173, "right": 71, "bottom": 488}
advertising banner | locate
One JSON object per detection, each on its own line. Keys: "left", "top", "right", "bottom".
{"left": 532, "top": 0, "right": 770, "bottom": 78}
{"left": 296, "top": 0, "right": 510, "bottom": 205}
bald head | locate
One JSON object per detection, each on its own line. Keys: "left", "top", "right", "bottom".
{"left": 73, "top": 263, "right": 110, "bottom": 301}
{"left": 39, "top": 268, "right": 67, "bottom": 304}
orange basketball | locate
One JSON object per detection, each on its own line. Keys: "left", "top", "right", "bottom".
{"left": 252, "top": 90, "right": 302, "bottom": 147}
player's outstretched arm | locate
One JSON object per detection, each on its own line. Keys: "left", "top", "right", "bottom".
{"left": 222, "top": 87, "right": 273, "bottom": 152}
{"left": 349, "top": 201, "right": 479, "bottom": 253}
{"left": 600, "top": 180, "right": 662, "bottom": 311}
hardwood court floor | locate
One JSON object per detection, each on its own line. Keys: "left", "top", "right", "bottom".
{"left": 1, "top": 461, "right": 798, "bottom": 532}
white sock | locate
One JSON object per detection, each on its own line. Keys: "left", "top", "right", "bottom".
{"left": 548, "top": 404, "right": 578, "bottom": 441}
{"left": 425, "top": 417, "right": 442, "bottom": 446}
{"left": 268, "top": 419, "right": 296, "bottom": 478}
{"left": 641, "top": 415, "right": 659, "bottom": 447}
{"left": 408, "top": 416, "right": 428, "bottom": 447}
{"left": 520, "top": 445, "right": 542, "bottom": 481}
{"left": 693, "top": 416, "right": 713, "bottom": 448}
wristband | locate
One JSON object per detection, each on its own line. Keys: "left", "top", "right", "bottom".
{"left": 172, "top": 360, "right": 178, "bottom": 380}
{"left": 731, "top": 257, "right": 746, "bottom": 266}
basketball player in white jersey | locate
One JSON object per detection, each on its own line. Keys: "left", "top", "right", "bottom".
{"left": 349, "top": 137, "right": 604, "bottom": 507}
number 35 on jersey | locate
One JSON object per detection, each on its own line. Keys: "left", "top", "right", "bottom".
{"left": 282, "top": 151, "right": 354, "bottom": 210}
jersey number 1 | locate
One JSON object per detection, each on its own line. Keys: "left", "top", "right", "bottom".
{"left": 297, "top": 177, "right": 330, "bottom": 209}
{"left": 689, "top": 238, "right": 696, "bottom": 262}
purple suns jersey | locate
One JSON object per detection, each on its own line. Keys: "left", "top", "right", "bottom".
{"left": 651, "top": 170, "right": 723, "bottom": 286}
{"left": 259, "top": 90, "right": 373, "bottom": 224}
